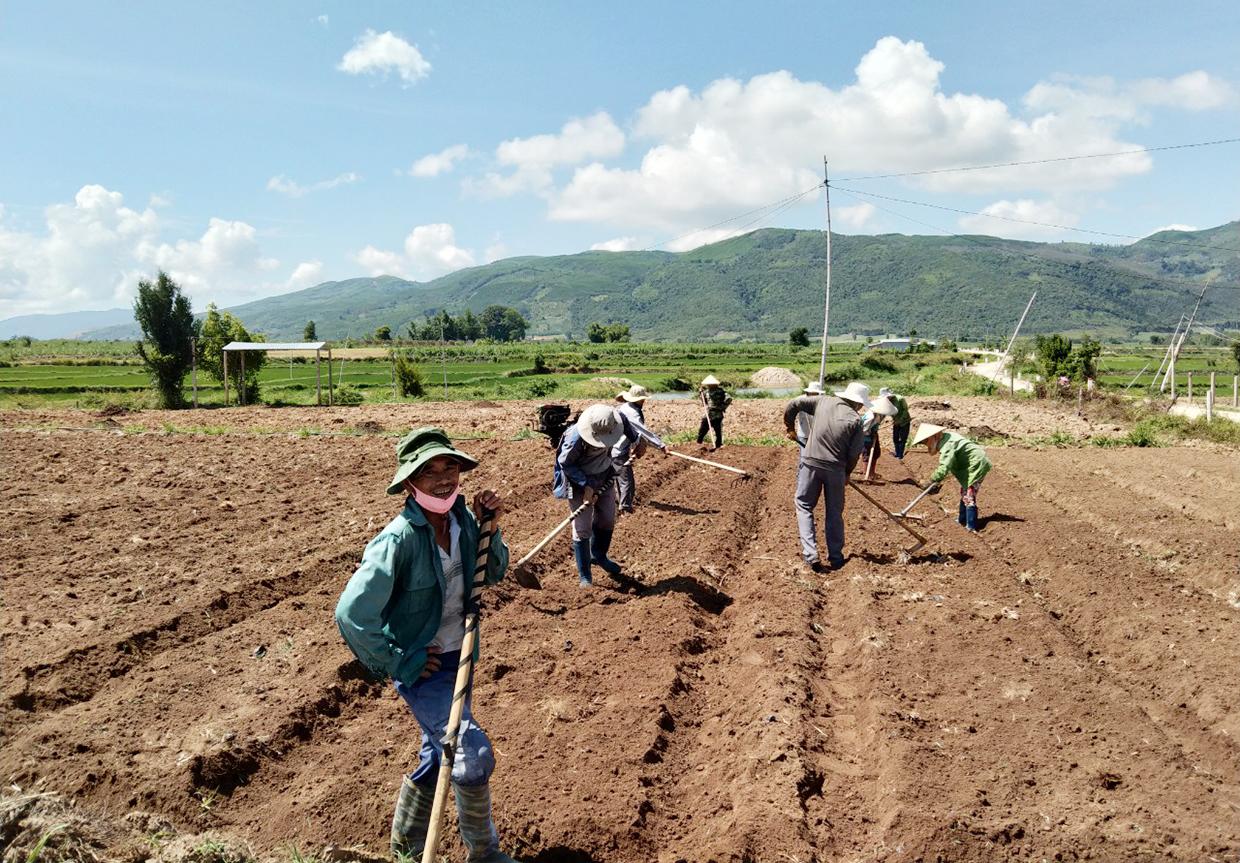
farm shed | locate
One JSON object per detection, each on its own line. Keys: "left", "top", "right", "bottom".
{"left": 222, "top": 341, "right": 334, "bottom": 405}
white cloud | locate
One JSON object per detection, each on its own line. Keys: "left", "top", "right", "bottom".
{"left": 483, "top": 242, "right": 509, "bottom": 263}
{"left": 266, "top": 172, "right": 360, "bottom": 197}
{"left": 315, "top": 14, "right": 329, "bottom": 27}
{"left": 590, "top": 237, "right": 641, "bottom": 252}
{"left": 0, "top": 185, "right": 289, "bottom": 317}
{"left": 1145, "top": 223, "right": 1199, "bottom": 236}
{"left": 287, "top": 260, "right": 324, "bottom": 290}
{"left": 454, "top": 37, "right": 1233, "bottom": 247}
{"left": 353, "top": 223, "right": 475, "bottom": 280}
{"left": 958, "top": 199, "right": 1080, "bottom": 239}
{"left": 337, "top": 29, "right": 430, "bottom": 86}
{"left": 468, "top": 112, "right": 625, "bottom": 198}
{"left": 410, "top": 144, "right": 469, "bottom": 178}
{"left": 836, "top": 202, "right": 876, "bottom": 229}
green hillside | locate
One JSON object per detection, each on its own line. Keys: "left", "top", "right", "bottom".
{"left": 84, "top": 223, "right": 1240, "bottom": 341}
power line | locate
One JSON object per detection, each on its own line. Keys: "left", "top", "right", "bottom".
{"left": 830, "top": 184, "right": 1240, "bottom": 254}
{"left": 830, "top": 184, "right": 1240, "bottom": 297}
{"left": 650, "top": 183, "right": 821, "bottom": 251}
{"left": 833, "top": 137, "right": 1240, "bottom": 182}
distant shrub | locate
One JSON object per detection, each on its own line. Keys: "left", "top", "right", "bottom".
{"left": 334, "top": 386, "right": 364, "bottom": 405}
{"left": 860, "top": 353, "right": 898, "bottom": 373}
{"left": 392, "top": 352, "right": 425, "bottom": 397}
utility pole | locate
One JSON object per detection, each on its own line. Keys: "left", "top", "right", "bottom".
{"left": 1150, "top": 314, "right": 1185, "bottom": 392}
{"left": 190, "top": 337, "right": 198, "bottom": 408}
{"left": 817, "top": 157, "right": 832, "bottom": 387}
{"left": 441, "top": 318, "right": 448, "bottom": 399}
{"left": 1161, "top": 286, "right": 1207, "bottom": 393}
{"left": 990, "top": 291, "right": 1037, "bottom": 385}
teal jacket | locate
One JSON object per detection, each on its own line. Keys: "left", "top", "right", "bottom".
{"left": 335, "top": 495, "right": 509, "bottom": 685}
{"left": 929, "top": 432, "right": 992, "bottom": 489}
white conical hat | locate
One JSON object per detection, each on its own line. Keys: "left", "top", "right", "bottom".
{"left": 833, "top": 381, "right": 872, "bottom": 408}
{"left": 911, "top": 423, "right": 946, "bottom": 448}
{"left": 577, "top": 404, "right": 624, "bottom": 448}
{"left": 803, "top": 381, "right": 825, "bottom": 395}
{"left": 701, "top": 375, "right": 721, "bottom": 386}
{"left": 870, "top": 395, "right": 898, "bottom": 417}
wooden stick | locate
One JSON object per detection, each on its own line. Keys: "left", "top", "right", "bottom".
{"left": 511, "top": 500, "right": 591, "bottom": 571}
{"left": 666, "top": 449, "right": 749, "bottom": 476}
{"left": 421, "top": 512, "right": 495, "bottom": 863}
{"left": 847, "top": 479, "right": 927, "bottom": 545}
{"left": 863, "top": 441, "right": 878, "bottom": 481}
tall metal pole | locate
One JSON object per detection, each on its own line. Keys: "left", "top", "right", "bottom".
{"left": 1150, "top": 314, "right": 1185, "bottom": 392}
{"left": 990, "top": 291, "right": 1037, "bottom": 384}
{"left": 817, "top": 158, "right": 832, "bottom": 387}
{"left": 1160, "top": 286, "right": 1207, "bottom": 393}
{"left": 441, "top": 319, "right": 448, "bottom": 398}
{"left": 190, "top": 337, "right": 198, "bottom": 409}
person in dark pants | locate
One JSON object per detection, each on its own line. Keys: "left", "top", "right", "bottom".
{"left": 612, "top": 384, "right": 669, "bottom": 513}
{"left": 912, "top": 423, "right": 992, "bottom": 532}
{"left": 881, "top": 387, "right": 912, "bottom": 459}
{"left": 783, "top": 381, "right": 868, "bottom": 571}
{"left": 554, "top": 404, "right": 640, "bottom": 586}
{"left": 334, "top": 428, "right": 521, "bottom": 863}
{"left": 696, "top": 375, "right": 732, "bottom": 449}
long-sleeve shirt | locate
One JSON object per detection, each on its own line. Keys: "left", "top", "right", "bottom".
{"left": 783, "top": 395, "right": 864, "bottom": 473}
{"left": 612, "top": 401, "right": 666, "bottom": 458}
{"left": 889, "top": 394, "right": 911, "bottom": 427}
{"left": 929, "top": 432, "right": 992, "bottom": 488}
{"left": 553, "top": 414, "right": 638, "bottom": 498}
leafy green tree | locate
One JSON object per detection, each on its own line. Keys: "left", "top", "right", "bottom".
{"left": 789, "top": 327, "right": 810, "bottom": 347}
{"left": 586, "top": 322, "right": 607, "bottom": 343}
{"left": 1034, "top": 334, "right": 1074, "bottom": 380}
{"left": 479, "top": 305, "right": 528, "bottom": 342}
{"left": 133, "top": 271, "right": 198, "bottom": 408}
{"left": 1067, "top": 337, "right": 1101, "bottom": 380}
{"left": 374, "top": 325, "right": 392, "bottom": 341}
{"left": 199, "top": 303, "right": 266, "bottom": 403}
{"left": 604, "top": 323, "right": 631, "bottom": 342}
{"left": 392, "top": 351, "right": 425, "bottom": 397}
{"left": 303, "top": 320, "right": 317, "bottom": 341}
{"left": 460, "top": 309, "right": 482, "bottom": 341}
{"left": 1231, "top": 341, "right": 1240, "bottom": 372}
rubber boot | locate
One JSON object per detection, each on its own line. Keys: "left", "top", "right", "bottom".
{"left": 590, "top": 528, "right": 622, "bottom": 576}
{"left": 965, "top": 505, "right": 979, "bottom": 532}
{"left": 572, "top": 538, "right": 593, "bottom": 587}
{"left": 453, "top": 782, "right": 522, "bottom": 863}
{"left": 390, "top": 774, "right": 434, "bottom": 859}
{"left": 957, "top": 502, "right": 967, "bottom": 526}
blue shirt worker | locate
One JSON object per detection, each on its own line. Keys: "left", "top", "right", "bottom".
{"left": 912, "top": 423, "right": 993, "bottom": 532}
{"left": 555, "top": 403, "right": 639, "bottom": 586}
{"left": 612, "top": 384, "right": 669, "bottom": 514}
{"left": 783, "top": 381, "right": 868, "bottom": 571}
{"left": 335, "top": 428, "right": 521, "bottom": 863}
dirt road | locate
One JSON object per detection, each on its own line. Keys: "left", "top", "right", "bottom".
{"left": 2, "top": 404, "right": 1237, "bottom": 862}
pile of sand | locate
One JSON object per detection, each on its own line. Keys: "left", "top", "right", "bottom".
{"left": 749, "top": 366, "right": 802, "bottom": 388}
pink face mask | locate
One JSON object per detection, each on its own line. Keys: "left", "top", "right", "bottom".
{"left": 413, "top": 483, "right": 460, "bottom": 514}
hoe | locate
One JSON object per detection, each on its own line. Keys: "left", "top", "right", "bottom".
{"left": 847, "top": 479, "right": 928, "bottom": 563}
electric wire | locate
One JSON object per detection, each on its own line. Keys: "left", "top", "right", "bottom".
{"left": 829, "top": 184, "right": 1240, "bottom": 254}
{"left": 649, "top": 183, "right": 821, "bottom": 251}
{"left": 833, "top": 137, "right": 1240, "bottom": 182}
{"left": 829, "top": 184, "right": 1240, "bottom": 297}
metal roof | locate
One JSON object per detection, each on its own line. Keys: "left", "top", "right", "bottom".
{"left": 222, "top": 341, "right": 328, "bottom": 351}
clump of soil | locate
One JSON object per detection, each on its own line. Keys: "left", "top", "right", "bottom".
{"left": 912, "top": 400, "right": 952, "bottom": 411}
{"left": 749, "top": 367, "right": 802, "bottom": 388}
{"left": 965, "top": 424, "right": 1008, "bottom": 439}
{"left": 95, "top": 404, "right": 131, "bottom": 418}
{"left": 472, "top": 401, "right": 502, "bottom": 409}
{"left": 352, "top": 421, "right": 384, "bottom": 435}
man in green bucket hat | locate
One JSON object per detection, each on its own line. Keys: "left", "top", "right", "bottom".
{"left": 335, "top": 427, "right": 522, "bottom": 863}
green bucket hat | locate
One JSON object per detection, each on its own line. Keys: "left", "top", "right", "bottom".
{"left": 386, "top": 427, "right": 479, "bottom": 495}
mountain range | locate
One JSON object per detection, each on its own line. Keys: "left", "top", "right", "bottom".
{"left": 19, "top": 221, "right": 1240, "bottom": 342}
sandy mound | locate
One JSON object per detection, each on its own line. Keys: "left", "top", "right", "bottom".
{"left": 749, "top": 366, "right": 802, "bottom": 387}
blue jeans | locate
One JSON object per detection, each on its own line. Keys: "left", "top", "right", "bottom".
{"left": 393, "top": 650, "right": 495, "bottom": 787}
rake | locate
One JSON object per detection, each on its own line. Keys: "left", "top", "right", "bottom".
{"left": 847, "top": 479, "right": 928, "bottom": 563}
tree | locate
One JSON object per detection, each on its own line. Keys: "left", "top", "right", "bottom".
{"left": 460, "top": 309, "right": 482, "bottom": 341}
{"left": 199, "top": 303, "right": 266, "bottom": 403}
{"left": 479, "top": 305, "right": 528, "bottom": 342}
{"left": 1232, "top": 341, "right": 1240, "bottom": 372}
{"left": 1034, "top": 334, "right": 1074, "bottom": 381}
{"left": 374, "top": 325, "right": 392, "bottom": 341}
{"left": 134, "top": 271, "right": 197, "bottom": 408}
{"left": 586, "top": 322, "right": 607, "bottom": 343}
{"left": 392, "top": 350, "right": 425, "bottom": 397}
{"left": 303, "top": 321, "right": 317, "bottom": 341}
{"left": 789, "top": 327, "right": 810, "bottom": 347}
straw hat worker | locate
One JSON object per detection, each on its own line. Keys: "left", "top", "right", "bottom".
{"left": 612, "top": 384, "right": 670, "bottom": 514}
{"left": 334, "top": 428, "right": 522, "bottom": 863}
{"left": 911, "top": 423, "right": 992, "bottom": 532}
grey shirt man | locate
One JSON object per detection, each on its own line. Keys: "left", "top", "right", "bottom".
{"left": 783, "top": 395, "right": 865, "bottom": 473}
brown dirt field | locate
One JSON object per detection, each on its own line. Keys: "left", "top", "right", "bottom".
{"left": 2, "top": 403, "right": 1238, "bottom": 863}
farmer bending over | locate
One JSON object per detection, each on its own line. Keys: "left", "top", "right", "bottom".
{"left": 783, "top": 381, "right": 867, "bottom": 572}
{"left": 555, "top": 403, "right": 639, "bottom": 586}
{"left": 911, "top": 423, "right": 992, "bottom": 532}
{"left": 335, "top": 428, "right": 521, "bottom": 863}
{"left": 612, "top": 384, "right": 669, "bottom": 514}
{"left": 880, "top": 387, "right": 912, "bottom": 459}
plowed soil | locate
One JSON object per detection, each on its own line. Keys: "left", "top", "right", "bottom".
{"left": 2, "top": 402, "right": 1238, "bottom": 863}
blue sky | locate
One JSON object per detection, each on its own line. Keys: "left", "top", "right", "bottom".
{"left": 1, "top": 0, "right": 1238, "bottom": 318}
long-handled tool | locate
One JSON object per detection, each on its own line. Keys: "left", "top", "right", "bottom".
{"left": 509, "top": 500, "right": 592, "bottom": 589}
{"left": 890, "top": 484, "right": 936, "bottom": 521}
{"left": 421, "top": 510, "right": 495, "bottom": 863}
{"left": 861, "top": 442, "right": 879, "bottom": 482}
{"left": 847, "top": 479, "right": 927, "bottom": 562}
{"left": 666, "top": 448, "right": 750, "bottom": 478}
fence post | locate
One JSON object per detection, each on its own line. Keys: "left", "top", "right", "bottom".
{"left": 1187, "top": 372, "right": 1193, "bottom": 403}
{"left": 1077, "top": 385, "right": 1083, "bottom": 416}
{"left": 1234, "top": 374, "right": 1238, "bottom": 408}
{"left": 191, "top": 337, "right": 198, "bottom": 409}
